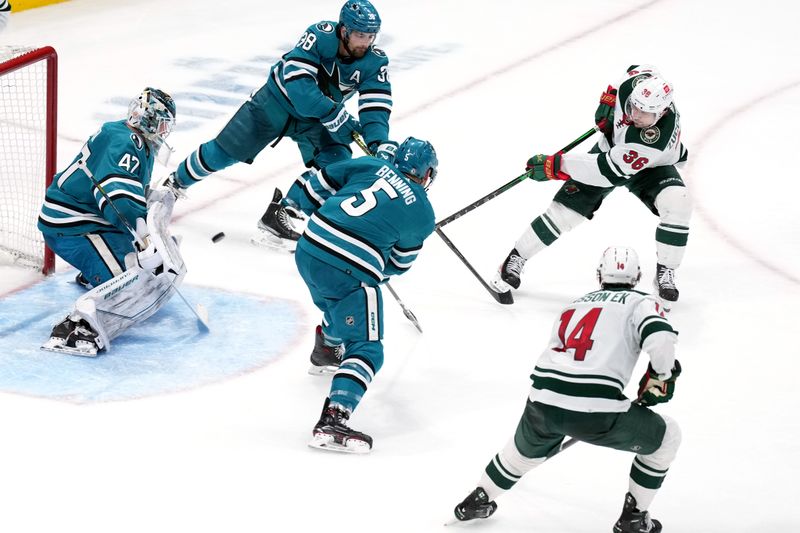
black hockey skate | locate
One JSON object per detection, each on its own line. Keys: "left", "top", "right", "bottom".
{"left": 75, "top": 273, "right": 93, "bottom": 290}
{"left": 253, "top": 188, "right": 302, "bottom": 252}
{"left": 41, "top": 316, "right": 104, "bottom": 357}
{"left": 612, "top": 493, "right": 662, "bottom": 533}
{"left": 654, "top": 264, "right": 679, "bottom": 303}
{"left": 308, "top": 325, "right": 344, "bottom": 375}
{"left": 453, "top": 486, "right": 498, "bottom": 522}
{"left": 308, "top": 398, "right": 373, "bottom": 454}
{"left": 491, "top": 248, "right": 526, "bottom": 293}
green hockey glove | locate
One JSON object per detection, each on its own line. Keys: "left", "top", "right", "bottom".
{"left": 595, "top": 85, "right": 617, "bottom": 135}
{"left": 637, "top": 359, "right": 682, "bottom": 406}
{"left": 526, "top": 152, "right": 569, "bottom": 182}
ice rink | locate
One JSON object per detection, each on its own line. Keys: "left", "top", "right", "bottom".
{"left": 1, "top": 1, "right": 798, "bottom": 531}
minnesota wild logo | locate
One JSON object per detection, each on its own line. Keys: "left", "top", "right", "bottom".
{"left": 641, "top": 126, "right": 660, "bottom": 144}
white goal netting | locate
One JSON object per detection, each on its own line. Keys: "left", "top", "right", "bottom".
{"left": 0, "top": 45, "right": 56, "bottom": 273}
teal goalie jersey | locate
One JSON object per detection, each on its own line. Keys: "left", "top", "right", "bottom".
{"left": 38, "top": 121, "right": 155, "bottom": 237}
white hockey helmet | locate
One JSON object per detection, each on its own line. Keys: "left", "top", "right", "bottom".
{"left": 625, "top": 75, "right": 674, "bottom": 126}
{"left": 596, "top": 246, "right": 641, "bottom": 287}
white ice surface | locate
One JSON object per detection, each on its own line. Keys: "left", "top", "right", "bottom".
{"left": 1, "top": 1, "right": 799, "bottom": 532}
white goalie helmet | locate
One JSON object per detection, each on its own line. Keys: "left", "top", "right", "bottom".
{"left": 625, "top": 75, "right": 674, "bottom": 127}
{"left": 596, "top": 246, "right": 642, "bottom": 287}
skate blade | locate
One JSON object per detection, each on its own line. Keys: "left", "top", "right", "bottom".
{"left": 308, "top": 433, "right": 371, "bottom": 454}
{"left": 249, "top": 229, "right": 297, "bottom": 254}
{"left": 307, "top": 364, "right": 339, "bottom": 376}
{"left": 40, "top": 338, "right": 99, "bottom": 357}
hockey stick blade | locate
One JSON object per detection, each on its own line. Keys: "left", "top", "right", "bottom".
{"left": 174, "top": 286, "right": 210, "bottom": 332}
{"left": 385, "top": 282, "right": 423, "bottom": 333}
{"left": 436, "top": 228, "right": 514, "bottom": 305}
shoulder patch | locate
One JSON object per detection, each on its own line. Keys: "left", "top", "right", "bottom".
{"left": 372, "top": 47, "right": 387, "bottom": 58}
{"left": 640, "top": 127, "right": 660, "bottom": 145}
{"left": 130, "top": 133, "right": 144, "bottom": 151}
{"left": 316, "top": 21, "right": 335, "bottom": 33}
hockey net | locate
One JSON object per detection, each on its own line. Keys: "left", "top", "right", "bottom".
{"left": 0, "top": 45, "right": 57, "bottom": 274}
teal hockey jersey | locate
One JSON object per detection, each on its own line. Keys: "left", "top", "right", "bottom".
{"left": 297, "top": 156, "right": 434, "bottom": 285}
{"left": 265, "top": 20, "right": 392, "bottom": 146}
{"left": 38, "top": 120, "right": 154, "bottom": 237}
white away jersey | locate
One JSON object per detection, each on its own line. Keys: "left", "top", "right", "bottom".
{"left": 561, "top": 66, "right": 688, "bottom": 188}
{"left": 529, "top": 288, "right": 677, "bottom": 413}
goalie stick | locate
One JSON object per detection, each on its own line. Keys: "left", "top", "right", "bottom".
{"left": 84, "top": 169, "right": 210, "bottom": 332}
{"left": 433, "top": 127, "right": 600, "bottom": 304}
{"left": 353, "top": 132, "right": 423, "bottom": 333}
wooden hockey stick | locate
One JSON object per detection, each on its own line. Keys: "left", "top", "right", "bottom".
{"left": 353, "top": 132, "right": 423, "bottom": 333}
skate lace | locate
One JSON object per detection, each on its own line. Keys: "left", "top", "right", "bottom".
{"left": 277, "top": 207, "right": 297, "bottom": 232}
{"left": 657, "top": 266, "right": 676, "bottom": 289}
{"left": 505, "top": 254, "right": 526, "bottom": 276}
{"left": 333, "top": 345, "right": 344, "bottom": 360}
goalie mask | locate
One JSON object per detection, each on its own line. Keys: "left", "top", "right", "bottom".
{"left": 127, "top": 87, "right": 176, "bottom": 157}
{"left": 395, "top": 137, "right": 439, "bottom": 191}
{"left": 596, "top": 246, "right": 641, "bottom": 287}
{"left": 625, "top": 75, "right": 674, "bottom": 128}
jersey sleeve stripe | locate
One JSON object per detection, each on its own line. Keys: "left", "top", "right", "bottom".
{"left": 639, "top": 321, "right": 676, "bottom": 347}
{"left": 358, "top": 103, "right": 392, "bottom": 114}
{"left": 359, "top": 89, "right": 392, "bottom": 97}
{"left": 598, "top": 153, "right": 629, "bottom": 185}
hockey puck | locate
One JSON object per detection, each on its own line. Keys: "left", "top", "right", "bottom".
{"left": 211, "top": 232, "right": 226, "bottom": 243}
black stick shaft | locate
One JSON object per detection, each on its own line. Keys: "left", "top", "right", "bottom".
{"left": 435, "top": 126, "right": 599, "bottom": 229}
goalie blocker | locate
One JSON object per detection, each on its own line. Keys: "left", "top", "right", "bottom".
{"left": 42, "top": 194, "right": 187, "bottom": 356}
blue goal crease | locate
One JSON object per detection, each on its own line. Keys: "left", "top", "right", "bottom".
{"left": 0, "top": 273, "right": 303, "bottom": 404}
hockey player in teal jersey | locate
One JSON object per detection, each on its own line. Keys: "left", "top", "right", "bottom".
{"left": 37, "top": 88, "right": 184, "bottom": 356}
{"left": 293, "top": 137, "right": 438, "bottom": 454}
{"left": 455, "top": 247, "right": 681, "bottom": 533}
{"left": 492, "top": 65, "right": 691, "bottom": 310}
{"left": 166, "top": 0, "right": 396, "bottom": 251}
{"left": 38, "top": 87, "right": 176, "bottom": 287}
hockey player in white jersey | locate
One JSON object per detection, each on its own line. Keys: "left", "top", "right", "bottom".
{"left": 455, "top": 247, "right": 682, "bottom": 533}
{"left": 493, "top": 65, "right": 691, "bottom": 309}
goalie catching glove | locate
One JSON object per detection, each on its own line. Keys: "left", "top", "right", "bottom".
{"left": 637, "top": 359, "right": 682, "bottom": 406}
{"left": 526, "top": 152, "right": 570, "bottom": 182}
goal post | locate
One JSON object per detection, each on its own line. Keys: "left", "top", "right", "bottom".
{"left": 0, "top": 45, "right": 57, "bottom": 275}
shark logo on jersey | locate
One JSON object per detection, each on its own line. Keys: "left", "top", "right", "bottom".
{"left": 346, "top": 316, "right": 355, "bottom": 326}
{"left": 641, "top": 126, "right": 660, "bottom": 144}
{"left": 321, "top": 62, "right": 356, "bottom": 95}
{"left": 316, "top": 22, "right": 335, "bottom": 33}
